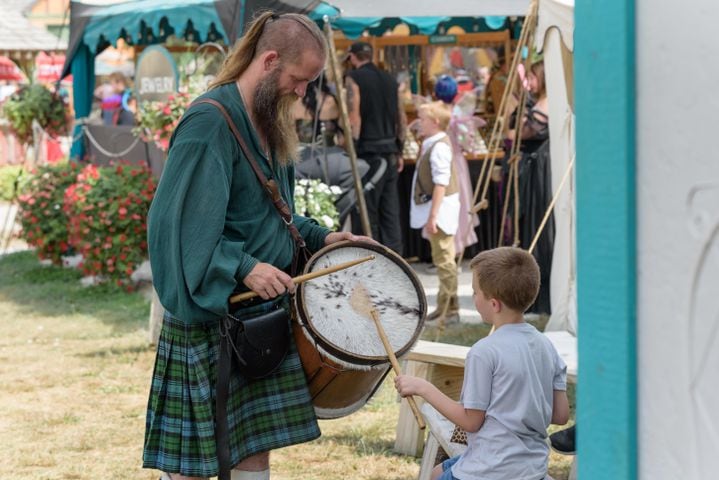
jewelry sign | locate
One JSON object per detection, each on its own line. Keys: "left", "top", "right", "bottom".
{"left": 134, "top": 45, "right": 179, "bottom": 104}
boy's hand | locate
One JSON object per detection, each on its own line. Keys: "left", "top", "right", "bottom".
{"left": 394, "top": 375, "right": 430, "bottom": 398}
{"left": 425, "top": 217, "right": 438, "bottom": 235}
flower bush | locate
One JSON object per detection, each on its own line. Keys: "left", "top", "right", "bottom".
{"left": 63, "top": 163, "right": 156, "bottom": 287}
{"left": 294, "top": 179, "right": 341, "bottom": 230}
{"left": 2, "top": 84, "right": 69, "bottom": 145}
{"left": 16, "top": 162, "right": 79, "bottom": 264}
{"left": 134, "top": 92, "right": 192, "bottom": 151}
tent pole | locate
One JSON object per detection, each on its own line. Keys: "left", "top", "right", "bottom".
{"left": 322, "top": 18, "right": 372, "bottom": 238}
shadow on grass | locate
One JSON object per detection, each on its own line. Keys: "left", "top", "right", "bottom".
{"left": 0, "top": 251, "right": 149, "bottom": 334}
{"left": 76, "top": 344, "right": 153, "bottom": 359}
{"left": 316, "top": 431, "right": 402, "bottom": 459}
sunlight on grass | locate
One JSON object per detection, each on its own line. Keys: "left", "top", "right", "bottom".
{"left": 0, "top": 251, "right": 574, "bottom": 479}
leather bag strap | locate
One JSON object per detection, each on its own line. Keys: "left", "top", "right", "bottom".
{"left": 193, "top": 98, "right": 306, "bottom": 249}
{"left": 216, "top": 320, "right": 233, "bottom": 480}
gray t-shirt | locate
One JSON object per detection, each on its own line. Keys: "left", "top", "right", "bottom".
{"left": 453, "top": 323, "right": 567, "bottom": 480}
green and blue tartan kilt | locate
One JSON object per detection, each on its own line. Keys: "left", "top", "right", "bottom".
{"left": 142, "top": 296, "right": 321, "bottom": 477}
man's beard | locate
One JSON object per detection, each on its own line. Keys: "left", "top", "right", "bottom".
{"left": 253, "top": 68, "right": 299, "bottom": 164}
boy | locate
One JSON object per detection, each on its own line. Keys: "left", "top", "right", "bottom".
{"left": 410, "top": 100, "right": 461, "bottom": 322}
{"left": 396, "top": 247, "right": 569, "bottom": 480}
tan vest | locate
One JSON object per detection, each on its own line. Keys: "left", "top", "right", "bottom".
{"left": 413, "top": 136, "right": 458, "bottom": 205}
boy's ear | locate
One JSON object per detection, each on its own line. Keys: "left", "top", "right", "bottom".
{"left": 491, "top": 298, "right": 502, "bottom": 313}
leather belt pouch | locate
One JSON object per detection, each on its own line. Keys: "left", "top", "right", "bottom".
{"left": 222, "top": 306, "right": 290, "bottom": 380}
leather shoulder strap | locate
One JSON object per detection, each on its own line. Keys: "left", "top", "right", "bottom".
{"left": 193, "top": 98, "right": 306, "bottom": 248}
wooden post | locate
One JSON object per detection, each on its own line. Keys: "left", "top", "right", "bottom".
{"left": 322, "top": 17, "right": 372, "bottom": 237}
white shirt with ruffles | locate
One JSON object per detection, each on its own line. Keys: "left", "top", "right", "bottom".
{"left": 409, "top": 132, "right": 460, "bottom": 235}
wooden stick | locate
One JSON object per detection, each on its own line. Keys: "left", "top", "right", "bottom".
{"left": 322, "top": 18, "right": 372, "bottom": 237}
{"left": 229, "top": 255, "right": 375, "bottom": 304}
{"left": 369, "top": 308, "right": 426, "bottom": 430}
{"left": 528, "top": 154, "right": 575, "bottom": 254}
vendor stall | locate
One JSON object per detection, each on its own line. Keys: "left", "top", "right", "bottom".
{"left": 317, "top": 3, "right": 529, "bottom": 260}
{"left": 61, "top": 0, "right": 322, "bottom": 159}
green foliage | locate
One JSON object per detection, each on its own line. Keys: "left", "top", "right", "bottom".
{"left": 2, "top": 84, "right": 69, "bottom": 145}
{"left": 0, "top": 165, "right": 26, "bottom": 201}
{"left": 16, "top": 162, "right": 79, "bottom": 264}
{"left": 63, "top": 163, "right": 156, "bottom": 288}
{"left": 133, "top": 92, "right": 192, "bottom": 151}
{"left": 294, "top": 178, "right": 341, "bottom": 230}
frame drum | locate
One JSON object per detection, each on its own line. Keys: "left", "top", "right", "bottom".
{"left": 293, "top": 241, "right": 427, "bottom": 418}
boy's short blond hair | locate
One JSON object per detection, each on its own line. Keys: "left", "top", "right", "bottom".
{"left": 469, "top": 247, "right": 540, "bottom": 313}
{"left": 418, "top": 101, "right": 452, "bottom": 131}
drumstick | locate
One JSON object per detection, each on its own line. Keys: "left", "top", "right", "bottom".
{"left": 349, "top": 284, "right": 426, "bottom": 430}
{"left": 229, "top": 255, "right": 376, "bottom": 304}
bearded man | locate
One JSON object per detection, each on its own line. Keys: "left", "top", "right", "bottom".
{"left": 143, "top": 12, "right": 367, "bottom": 480}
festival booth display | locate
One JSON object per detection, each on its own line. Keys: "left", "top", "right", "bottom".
{"left": 317, "top": 2, "right": 530, "bottom": 259}
{"left": 317, "top": 1, "right": 522, "bottom": 124}
{"left": 61, "top": 0, "right": 323, "bottom": 163}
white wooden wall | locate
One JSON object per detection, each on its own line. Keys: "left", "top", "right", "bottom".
{"left": 637, "top": 1, "right": 719, "bottom": 477}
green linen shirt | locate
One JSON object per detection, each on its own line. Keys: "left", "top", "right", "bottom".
{"left": 148, "top": 83, "right": 330, "bottom": 324}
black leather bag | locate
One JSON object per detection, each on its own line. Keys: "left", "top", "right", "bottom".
{"left": 222, "top": 306, "right": 290, "bottom": 380}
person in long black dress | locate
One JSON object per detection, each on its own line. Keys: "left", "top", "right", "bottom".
{"left": 506, "top": 61, "right": 554, "bottom": 315}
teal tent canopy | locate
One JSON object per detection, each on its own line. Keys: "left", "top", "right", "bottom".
{"left": 312, "top": 2, "right": 513, "bottom": 38}
{"left": 62, "top": 0, "right": 320, "bottom": 159}
{"left": 62, "top": 0, "right": 525, "bottom": 158}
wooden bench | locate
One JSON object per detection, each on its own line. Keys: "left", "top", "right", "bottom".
{"left": 396, "top": 334, "right": 578, "bottom": 458}
{"left": 418, "top": 403, "right": 468, "bottom": 480}
{"left": 394, "top": 340, "right": 470, "bottom": 456}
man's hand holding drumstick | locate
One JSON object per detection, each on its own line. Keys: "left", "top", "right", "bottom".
{"left": 242, "top": 232, "right": 376, "bottom": 301}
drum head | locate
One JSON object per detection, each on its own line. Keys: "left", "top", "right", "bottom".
{"left": 296, "top": 241, "right": 427, "bottom": 367}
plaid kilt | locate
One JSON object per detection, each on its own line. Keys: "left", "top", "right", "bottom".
{"left": 142, "top": 297, "right": 320, "bottom": 477}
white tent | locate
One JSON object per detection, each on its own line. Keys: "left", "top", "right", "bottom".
{"left": 535, "top": 0, "right": 576, "bottom": 335}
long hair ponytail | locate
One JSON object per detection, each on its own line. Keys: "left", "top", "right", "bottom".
{"left": 209, "top": 11, "right": 275, "bottom": 89}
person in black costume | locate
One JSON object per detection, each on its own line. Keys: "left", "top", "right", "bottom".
{"left": 506, "top": 60, "right": 554, "bottom": 315}
{"left": 345, "top": 41, "right": 406, "bottom": 254}
{"left": 292, "top": 73, "right": 342, "bottom": 147}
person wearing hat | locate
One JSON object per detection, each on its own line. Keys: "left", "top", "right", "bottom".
{"left": 344, "top": 41, "right": 406, "bottom": 254}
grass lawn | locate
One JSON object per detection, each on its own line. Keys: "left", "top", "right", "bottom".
{"left": 0, "top": 251, "right": 574, "bottom": 479}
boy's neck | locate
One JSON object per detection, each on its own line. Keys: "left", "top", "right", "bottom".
{"left": 423, "top": 128, "right": 443, "bottom": 139}
{"left": 488, "top": 310, "right": 525, "bottom": 329}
